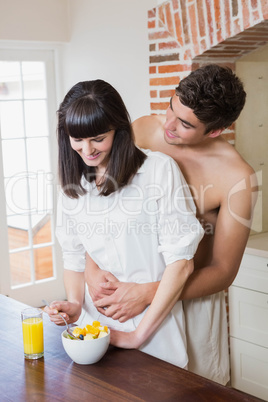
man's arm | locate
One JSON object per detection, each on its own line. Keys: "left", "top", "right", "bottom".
{"left": 181, "top": 166, "right": 257, "bottom": 299}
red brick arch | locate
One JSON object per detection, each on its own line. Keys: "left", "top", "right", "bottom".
{"left": 148, "top": 0, "right": 268, "bottom": 136}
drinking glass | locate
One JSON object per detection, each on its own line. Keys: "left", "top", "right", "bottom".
{"left": 21, "top": 307, "right": 44, "bottom": 359}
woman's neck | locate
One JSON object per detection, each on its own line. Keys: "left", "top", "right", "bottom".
{"left": 95, "top": 168, "right": 106, "bottom": 187}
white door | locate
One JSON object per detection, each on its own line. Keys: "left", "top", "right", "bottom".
{"left": 0, "top": 48, "right": 66, "bottom": 307}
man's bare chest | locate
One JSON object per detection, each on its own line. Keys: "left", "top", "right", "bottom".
{"left": 177, "top": 161, "right": 221, "bottom": 227}
{"left": 145, "top": 135, "right": 222, "bottom": 223}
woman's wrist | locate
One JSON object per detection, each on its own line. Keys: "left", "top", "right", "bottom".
{"left": 66, "top": 299, "right": 82, "bottom": 316}
{"left": 133, "top": 326, "right": 148, "bottom": 348}
{"left": 122, "top": 329, "right": 144, "bottom": 349}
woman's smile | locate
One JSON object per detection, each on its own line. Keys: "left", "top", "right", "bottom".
{"left": 83, "top": 152, "right": 101, "bottom": 160}
{"left": 69, "top": 130, "right": 115, "bottom": 172}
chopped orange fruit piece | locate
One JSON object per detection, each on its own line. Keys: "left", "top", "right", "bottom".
{"left": 85, "top": 324, "right": 93, "bottom": 333}
{"left": 85, "top": 325, "right": 100, "bottom": 336}
{"left": 72, "top": 327, "right": 86, "bottom": 337}
{"left": 71, "top": 321, "right": 109, "bottom": 340}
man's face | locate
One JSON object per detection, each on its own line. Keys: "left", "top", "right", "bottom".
{"left": 164, "top": 95, "right": 209, "bottom": 146}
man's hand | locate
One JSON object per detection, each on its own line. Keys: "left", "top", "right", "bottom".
{"left": 86, "top": 269, "right": 119, "bottom": 302}
{"left": 94, "top": 282, "right": 153, "bottom": 322}
{"left": 85, "top": 253, "right": 158, "bottom": 322}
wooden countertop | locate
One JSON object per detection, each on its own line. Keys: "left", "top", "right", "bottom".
{"left": 1, "top": 294, "right": 263, "bottom": 401}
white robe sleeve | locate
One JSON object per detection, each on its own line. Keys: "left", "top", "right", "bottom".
{"left": 56, "top": 191, "right": 86, "bottom": 272}
{"left": 156, "top": 157, "right": 204, "bottom": 265}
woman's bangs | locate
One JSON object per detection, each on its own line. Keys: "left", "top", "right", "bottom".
{"left": 65, "top": 99, "right": 112, "bottom": 139}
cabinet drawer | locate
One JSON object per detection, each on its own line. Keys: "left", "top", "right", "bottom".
{"left": 233, "top": 253, "right": 268, "bottom": 293}
{"left": 230, "top": 337, "right": 268, "bottom": 401}
{"left": 229, "top": 286, "right": 268, "bottom": 348}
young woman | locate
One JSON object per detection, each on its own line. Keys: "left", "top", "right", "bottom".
{"left": 46, "top": 79, "right": 204, "bottom": 368}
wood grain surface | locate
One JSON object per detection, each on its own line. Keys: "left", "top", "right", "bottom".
{"left": 1, "top": 294, "right": 264, "bottom": 402}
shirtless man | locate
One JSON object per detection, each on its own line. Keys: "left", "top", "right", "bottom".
{"left": 48, "top": 65, "right": 257, "bottom": 385}
{"left": 83, "top": 64, "right": 258, "bottom": 385}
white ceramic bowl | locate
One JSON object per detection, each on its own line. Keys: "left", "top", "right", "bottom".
{"left": 61, "top": 327, "right": 110, "bottom": 365}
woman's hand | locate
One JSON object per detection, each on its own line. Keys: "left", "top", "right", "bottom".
{"left": 44, "top": 300, "right": 82, "bottom": 325}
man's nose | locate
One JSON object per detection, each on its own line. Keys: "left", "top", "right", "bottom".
{"left": 164, "top": 111, "right": 177, "bottom": 131}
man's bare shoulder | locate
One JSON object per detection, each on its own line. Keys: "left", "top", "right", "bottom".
{"left": 132, "top": 115, "right": 165, "bottom": 149}
{"left": 210, "top": 138, "right": 258, "bottom": 205}
{"left": 217, "top": 138, "right": 255, "bottom": 181}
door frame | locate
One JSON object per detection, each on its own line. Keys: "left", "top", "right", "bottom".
{"left": 0, "top": 42, "right": 66, "bottom": 306}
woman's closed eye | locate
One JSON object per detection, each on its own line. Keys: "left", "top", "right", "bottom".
{"left": 71, "top": 136, "right": 105, "bottom": 143}
{"left": 93, "top": 137, "right": 105, "bottom": 143}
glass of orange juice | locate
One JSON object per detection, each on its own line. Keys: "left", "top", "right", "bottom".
{"left": 21, "top": 308, "right": 44, "bottom": 359}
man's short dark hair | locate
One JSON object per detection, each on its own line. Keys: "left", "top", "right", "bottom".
{"left": 176, "top": 64, "right": 246, "bottom": 134}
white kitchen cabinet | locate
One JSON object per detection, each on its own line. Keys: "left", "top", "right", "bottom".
{"left": 229, "top": 233, "right": 268, "bottom": 401}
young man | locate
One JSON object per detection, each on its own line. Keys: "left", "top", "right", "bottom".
{"left": 73, "top": 65, "right": 258, "bottom": 384}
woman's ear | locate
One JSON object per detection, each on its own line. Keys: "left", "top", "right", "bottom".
{"left": 207, "top": 128, "right": 224, "bottom": 138}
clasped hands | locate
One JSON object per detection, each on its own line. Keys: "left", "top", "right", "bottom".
{"left": 90, "top": 277, "right": 148, "bottom": 322}
{"left": 87, "top": 269, "right": 152, "bottom": 348}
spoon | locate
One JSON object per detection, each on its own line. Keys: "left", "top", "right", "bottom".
{"left": 42, "top": 299, "right": 81, "bottom": 341}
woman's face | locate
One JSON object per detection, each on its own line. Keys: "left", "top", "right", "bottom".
{"left": 69, "top": 129, "right": 115, "bottom": 173}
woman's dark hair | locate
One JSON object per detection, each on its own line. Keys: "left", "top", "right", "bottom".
{"left": 176, "top": 64, "right": 246, "bottom": 134}
{"left": 57, "top": 80, "right": 146, "bottom": 198}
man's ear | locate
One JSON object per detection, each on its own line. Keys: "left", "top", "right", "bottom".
{"left": 207, "top": 128, "right": 224, "bottom": 138}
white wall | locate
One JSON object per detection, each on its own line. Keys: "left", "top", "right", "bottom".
{"left": 61, "top": 0, "right": 157, "bottom": 120}
{"left": 0, "top": 0, "right": 70, "bottom": 42}
{"left": 0, "top": 0, "right": 157, "bottom": 120}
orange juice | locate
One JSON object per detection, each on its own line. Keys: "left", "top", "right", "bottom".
{"left": 22, "top": 316, "right": 44, "bottom": 358}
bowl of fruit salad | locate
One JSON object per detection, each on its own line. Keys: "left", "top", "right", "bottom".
{"left": 61, "top": 321, "right": 110, "bottom": 364}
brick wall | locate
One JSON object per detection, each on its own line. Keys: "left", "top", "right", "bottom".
{"left": 148, "top": 0, "right": 268, "bottom": 141}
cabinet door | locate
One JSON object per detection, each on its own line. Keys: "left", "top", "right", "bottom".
{"left": 233, "top": 253, "right": 268, "bottom": 293}
{"left": 230, "top": 337, "right": 268, "bottom": 400}
{"left": 229, "top": 286, "right": 268, "bottom": 348}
